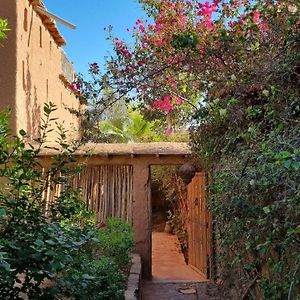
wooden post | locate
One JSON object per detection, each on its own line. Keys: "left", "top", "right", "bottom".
{"left": 132, "top": 163, "right": 152, "bottom": 279}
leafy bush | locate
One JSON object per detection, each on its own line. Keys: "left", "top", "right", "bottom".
{"left": 57, "top": 255, "right": 125, "bottom": 300}
{"left": 97, "top": 218, "right": 134, "bottom": 269}
{"left": 0, "top": 104, "right": 133, "bottom": 299}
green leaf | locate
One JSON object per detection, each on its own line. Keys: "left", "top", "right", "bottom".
{"left": 295, "top": 225, "right": 300, "bottom": 234}
{"left": 82, "top": 274, "right": 96, "bottom": 280}
{"left": 45, "top": 250, "right": 57, "bottom": 257}
{"left": 50, "top": 261, "right": 65, "bottom": 271}
{"left": 19, "top": 129, "right": 26, "bottom": 136}
{"left": 45, "top": 239, "right": 56, "bottom": 246}
{"left": 263, "top": 207, "right": 271, "bottom": 214}
{"left": 262, "top": 89, "right": 270, "bottom": 97}
{"left": 250, "top": 42, "right": 260, "bottom": 52}
{"left": 219, "top": 108, "right": 227, "bottom": 117}
{"left": 0, "top": 260, "right": 11, "bottom": 271}
{"left": 34, "top": 239, "right": 45, "bottom": 247}
{"left": 0, "top": 208, "right": 6, "bottom": 217}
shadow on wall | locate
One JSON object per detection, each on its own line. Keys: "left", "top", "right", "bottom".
{"left": 24, "top": 53, "right": 41, "bottom": 139}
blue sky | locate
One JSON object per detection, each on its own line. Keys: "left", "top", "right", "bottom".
{"left": 43, "top": 0, "right": 147, "bottom": 75}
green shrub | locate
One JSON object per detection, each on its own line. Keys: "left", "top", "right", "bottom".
{"left": 0, "top": 104, "right": 133, "bottom": 299}
{"left": 57, "top": 255, "right": 125, "bottom": 300}
{"left": 97, "top": 218, "right": 134, "bottom": 269}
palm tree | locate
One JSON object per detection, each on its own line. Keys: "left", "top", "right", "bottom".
{"left": 98, "top": 104, "right": 157, "bottom": 143}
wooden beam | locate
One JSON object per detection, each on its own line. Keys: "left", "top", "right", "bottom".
{"left": 38, "top": 154, "right": 188, "bottom": 168}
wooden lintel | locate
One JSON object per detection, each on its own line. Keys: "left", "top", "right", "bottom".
{"left": 39, "top": 155, "right": 188, "bottom": 167}
{"left": 31, "top": 0, "right": 41, "bottom": 6}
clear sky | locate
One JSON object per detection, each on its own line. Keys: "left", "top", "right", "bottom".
{"left": 43, "top": 0, "right": 147, "bottom": 75}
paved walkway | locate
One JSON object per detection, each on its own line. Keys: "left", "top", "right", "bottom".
{"left": 151, "top": 232, "right": 205, "bottom": 281}
{"left": 141, "top": 232, "right": 220, "bottom": 299}
{"left": 141, "top": 281, "right": 223, "bottom": 300}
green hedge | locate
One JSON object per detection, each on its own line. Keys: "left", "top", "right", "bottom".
{"left": 0, "top": 104, "right": 133, "bottom": 299}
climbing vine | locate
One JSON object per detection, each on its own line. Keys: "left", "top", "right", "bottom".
{"left": 72, "top": 0, "right": 299, "bottom": 297}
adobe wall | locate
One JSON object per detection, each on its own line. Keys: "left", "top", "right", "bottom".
{"left": 1, "top": 0, "right": 80, "bottom": 140}
{"left": 0, "top": 0, "right": 17, "bottom": 132}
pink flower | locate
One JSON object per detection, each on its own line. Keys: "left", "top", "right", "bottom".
{"left": 253, "top": 11, "right": 260, "bottom": 24}
{"left": 148, "top": 24, "right": 154, "bottom": 31}
{"left": 153, "top": 95, "right": 182, "bottom": 113}
{"left": 155, "top": 38, "right": 164, "bottom": 47}
{"left": 68, "top": 82, "right": 81, "bottom": 94}
{"left": 165, "top": 128, "right": 174, "bottom": 136}
{"left": 176, "top": 97, "right": 183, "bottom": 105}
{"left": 89, "top": 62, "right": 100, "bottom": 73}
{"left": 259, "top": 20, "right": 269, "bottom": 32}
{"left": 198, "top": 1, "right": 217, "bottom": 19}
{"left": 197, "top": 1, "right": 217, "bottom": 30}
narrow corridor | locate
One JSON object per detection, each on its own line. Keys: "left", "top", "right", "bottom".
{"left": 141, "top": 232, "right": 216, "bottom": 299}
{"left": 151, "top": 231, "right": 205, "bottom": 281}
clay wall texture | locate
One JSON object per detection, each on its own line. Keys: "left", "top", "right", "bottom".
{"left": 0, "top": 0, "right": 80, "bottom": 140}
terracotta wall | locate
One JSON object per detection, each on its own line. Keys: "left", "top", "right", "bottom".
{"left": 0, "top": 0, "right": 80, "bottom": 141}
{"left": 0, "top": 0, "right": 17, "bottom": 132}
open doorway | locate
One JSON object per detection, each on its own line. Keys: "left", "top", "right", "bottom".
{"left": 150, "top": 165, "right": 206, "bottom": 282}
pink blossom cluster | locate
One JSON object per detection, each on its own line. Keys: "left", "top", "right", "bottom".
{"left": 253, "top": 11, "right": 269, "bottom": 32}
{"left": 114, "top": 38, "right": 132, "bottom": 59}
{"left": 197, "top": 1, "right": 218, "bottom": 30}
{"left": 69, "top": 82, "right": 81, "bottom": 92}
{"left": 165, "top": 127, "right": 174, "bottom": 136}
{"left": 153, "top": 95, "right": 183, "bottom": 113}
{"left": 89, "top": 62, "right": 100, "bottom": 74}
{"left": 68, "top": 82, "right": 82, "bottom": 96}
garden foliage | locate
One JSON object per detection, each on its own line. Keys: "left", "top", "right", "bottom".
{"left": 73, "top": 0, "right": 299, "bottom": 298}
{"left": 0, "top": 18, "right": 9, "bottom": 43}
{"left": 0, "top": 103, "right": 133, "bottom": 299}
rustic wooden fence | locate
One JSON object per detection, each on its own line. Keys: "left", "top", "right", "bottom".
{"left": 187, "top": 172, "right": 212, "bottom": 279}
{"left": 69, "top": 165, "right": 133, "bottom": 224}
{"left": 42, "top": 165, "right": 133, "bottom": 224}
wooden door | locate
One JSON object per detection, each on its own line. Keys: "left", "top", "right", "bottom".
{"left": 187, "top": 172, "right": 212, "bottom": 279}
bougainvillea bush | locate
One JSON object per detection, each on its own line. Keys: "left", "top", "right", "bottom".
{"left": 0, "top": 104, "right": 133, "bottom": 299}
{"left": 73, "top": 0, "right": 299, "bottom": 298}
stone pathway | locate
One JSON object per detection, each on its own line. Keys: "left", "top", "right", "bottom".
{"left": 140, "top": 232, "right": 224, "bottom": 299}
{"left": 141, "top": 281, "right": 223, "bottom": 300}
{"left": 152, "top": 232, "right": 205, "bottom": 281}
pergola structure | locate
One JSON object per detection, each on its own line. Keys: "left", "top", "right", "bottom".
{"left": 40, "top": 142, "right": 192, "bottom": 279}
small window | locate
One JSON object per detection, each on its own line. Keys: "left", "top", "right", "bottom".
{"left": 50, "top": 41, "right": 52, "bottom": 56}
{"left": 39, "top": 26, "right": 42, "bottom": 48}
{"left": 24, "top": 8, "right": 28, "bottom": 32}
